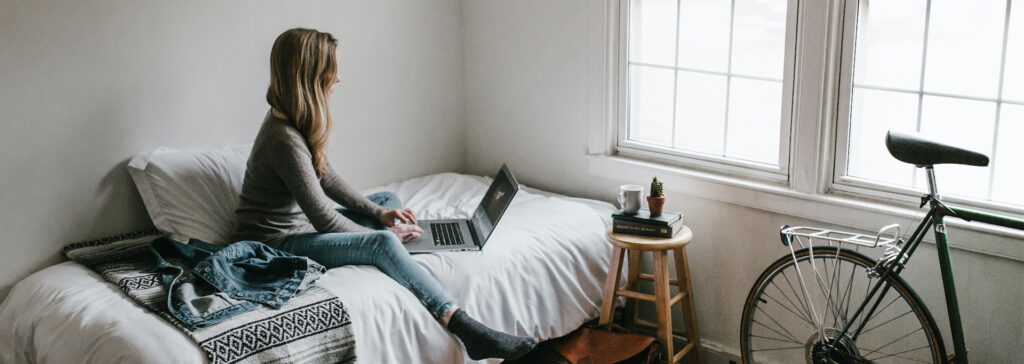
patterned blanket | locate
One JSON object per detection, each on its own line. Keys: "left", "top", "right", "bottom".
{"left": 62, "top": 230, "right": 356, "bottom": 364}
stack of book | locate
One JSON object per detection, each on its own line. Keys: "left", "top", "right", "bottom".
{"left": 612, "top": 209, "right": 685, "bottom": 238}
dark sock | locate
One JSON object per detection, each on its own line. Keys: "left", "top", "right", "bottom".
{"left": 446, "top": 309, "right": 538, "bottom": 360}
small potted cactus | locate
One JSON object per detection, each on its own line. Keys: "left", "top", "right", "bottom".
{"left": 647, "top": 176, "right": 666, "bottom": 217}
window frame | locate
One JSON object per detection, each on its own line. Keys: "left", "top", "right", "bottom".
{"left": 614, "top": 0, "right": 802, "bottom": 183}
{"left": 600, "top": 0, "right": 1024, "bottom": 218}
{"left": 830, "top": 0, "right": 1024, "bottom": 217}
{"left": 592, "top": 0, "right": 1024, "bottom": 259}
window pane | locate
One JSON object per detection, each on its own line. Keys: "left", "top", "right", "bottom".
{"left": 916, "top": 96, "right": 996, "bottom": 199}
{"left": 725, "top": 78, "right": 782, "bottom": 164}
{"left": 852, "top": 0, "right": 927, "bottom": 90}
{"left": 992, "top": 104, "right": 1024, "bottom": 206}
{"left": 1003, "top": 0, "right": 1024, "bottom": 102}
{"left": 677, "top": 0, "right": 731, "bottom": 72}
{"left": 924, "top": 0, "right": 1005, "bottom": 98}
{"left": 629, "top": 65, "right": 675, "bottom": 146}
{"left": 623, "top": 0, "right": 791, "bottom": 171}
{"left": 675, "top": 71, "right": 727, "bottom": 154}
{"left": 629, "top": 0, "right": 678, "bottom": 66}
{"left": 847, "top": 88, "right": 918, "bottom": 187}
{"left": 731, "top": 0, "right": 788, "bottom": 80}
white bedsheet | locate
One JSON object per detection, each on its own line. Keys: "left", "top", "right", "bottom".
{"left": 0, "top": 173, "right": 615, "bottom": 364}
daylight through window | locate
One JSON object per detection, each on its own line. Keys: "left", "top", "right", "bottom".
{"left": 622, "top": 0, "right": 794, "bottom": 170}
{"left": 840, "top": 0, "right": 1024, "bottom": 207}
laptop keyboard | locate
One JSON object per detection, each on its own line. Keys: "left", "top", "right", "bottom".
{"left": 430, "top": 222, "right": 465, "bottom": 246}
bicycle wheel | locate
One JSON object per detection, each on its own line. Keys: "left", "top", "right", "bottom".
{"left": 740, "top": 246, "right": 945, "bottom": 364}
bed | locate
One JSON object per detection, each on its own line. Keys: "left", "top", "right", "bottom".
{"left": 0, "top": 172, "right": 616, "bottom": 363}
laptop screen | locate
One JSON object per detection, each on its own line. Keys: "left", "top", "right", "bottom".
{"left": 471, "top": 164, "right": 519, "bottom": 246}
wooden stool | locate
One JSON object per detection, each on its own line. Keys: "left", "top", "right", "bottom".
{"left": 599, "top": 226, "right": 702, "bottom": 364}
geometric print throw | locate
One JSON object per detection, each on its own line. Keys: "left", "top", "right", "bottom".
{"left": 201, "top": 299, "right": 351, "bottom": 363}
{"left": 63, "top": 231, "right": 356, "bottom": 364}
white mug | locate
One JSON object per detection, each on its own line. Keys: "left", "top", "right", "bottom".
{"left": 617, "top": 184, "right": 644, "bottom": 214}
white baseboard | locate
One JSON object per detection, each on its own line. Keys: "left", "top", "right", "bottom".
{"left": 695, "top": 337, "right": 742, "bottom": 364}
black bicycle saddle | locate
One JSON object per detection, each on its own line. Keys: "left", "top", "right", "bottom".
{"left": 885, "top": 131, "right": 989, "bottom": 167}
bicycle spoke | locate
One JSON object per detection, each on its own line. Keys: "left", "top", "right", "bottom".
{"left": 750, "top": 334, "right": 802, "bottom": 345}
{"left": 809, "top": 258, "right": 843, "bottom": 329}
{"left": 752, "top": 319, "right": 801, "bottom": 343}
{"left": 788, "top": 250, "right": 825, "bottom": 339}
{"left": 768, "top": 279, "right": 811, "bottom": 322}
{"left": 851, "top": 284, "right": 896, "bottom": 334}
{"left": 832, "top": 257, "right": 853, "bottom": 328}
{"left": 822, "top": 253, "right": 837, "bottom": 327}
{"left": 862, "top": 326, "right": 923, "bottom": 355}
{"left": 751, "top": 346, "right": 804, "bottom": 352}
{"left": 839, "top": 257, "right": 858, "bottom": 326}
{"left": 861, "top": 309, "right": 915, "bottom": 336}
{"left": 811, "top": 259, "right": 843, "bottom": 328}
{"left": 781, "top": 269, "right": 814, "bottom": 323}
{"left": 763, "top": 292, "right": 814, "bottom": 326}
{"left": 755, "top": 307, "right": 802, "bottom": 342}
{"left": 827, "top": 249, "right": 846, "bottom": 328}
{"left": 865, "top": 344, "right": 932, "bottom": 363}
{"left": 858, "top": 292, "right": 901, "bottom": 333}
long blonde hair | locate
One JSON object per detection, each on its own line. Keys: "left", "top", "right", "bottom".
{"left": 266, "top": 28, "right": 338, "bottom": 179}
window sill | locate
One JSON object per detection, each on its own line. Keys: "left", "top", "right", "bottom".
{"left": 587, "top": 154, "right": 1024, "bottom": 261}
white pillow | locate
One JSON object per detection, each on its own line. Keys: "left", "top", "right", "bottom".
{"left": 127, "top": 144, "right": 252, "bottom": 244}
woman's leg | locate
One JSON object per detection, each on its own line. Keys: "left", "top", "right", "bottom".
{"left": 278, "top": 230, "right": 455, "bottom": 319}
{"left": 281, "top": 193, "right": 537, "bottom": 359}
{"left": 336, "top": 191, "right": 401, "bottom": 230}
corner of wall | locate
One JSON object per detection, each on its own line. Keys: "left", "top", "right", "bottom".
{"left": 456, "top": 0, "right": 471, "bottom": 175}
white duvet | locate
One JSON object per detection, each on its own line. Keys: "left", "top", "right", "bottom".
{"left": 0, "top": 173, "right": 615, "bottom": 364}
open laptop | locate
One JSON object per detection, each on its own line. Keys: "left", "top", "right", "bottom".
{"left": 404, "top": 164, "right": 519, "bottom": 253}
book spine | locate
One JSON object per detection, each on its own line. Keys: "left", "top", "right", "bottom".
{"left": 612, "top": 219, "right": 675, "bottom": 238}
{"left": 611, "top": 214, "right": 679, "bottom": 226}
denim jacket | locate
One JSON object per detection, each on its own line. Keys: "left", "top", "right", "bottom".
{"left": 149, "top": 237, "right": 326, "bottom": 330}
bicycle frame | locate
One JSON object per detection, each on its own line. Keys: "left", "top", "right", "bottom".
{"left": 826, "top": 185, "right": 1024, "bottom": 363}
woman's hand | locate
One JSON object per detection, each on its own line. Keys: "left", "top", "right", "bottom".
{"left": 388, "top": 224, "right": 424, "bottom": 243}
{"left": 379, "top": 209, "right": 417, "bottom": 227}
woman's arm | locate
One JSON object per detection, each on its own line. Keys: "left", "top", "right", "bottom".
{"left": 319, "top": 161, "right": 387, "bottom": 219}
{"left": 271, "top": 139, "right": 373, "bottom": 233}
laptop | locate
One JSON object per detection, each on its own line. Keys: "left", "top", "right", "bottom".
{"left": 404, "top": 164, "right": 519, "bottom": 253}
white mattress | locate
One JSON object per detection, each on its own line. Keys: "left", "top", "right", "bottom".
{"left": 0, "top": 173, "right": 616, "bottom": 364}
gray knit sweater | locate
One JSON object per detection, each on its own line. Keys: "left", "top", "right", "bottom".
{"left": 231, "top": 111, "right": 386, "bottom": 247}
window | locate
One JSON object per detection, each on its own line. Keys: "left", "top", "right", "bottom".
{"left": 608, "top": 0, "right": 1024, "bottom": 215}
{"left": 618, "top": 0, "right": 798, "bottom": 179}
{"left": 835, "top": 0, "right": 1024, "bottom": 209}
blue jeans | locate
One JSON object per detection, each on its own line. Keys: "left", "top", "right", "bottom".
{"left": 278, "top": 191, "right": 456, "bottom": 319}
{"left": 150, "top": 238, "right": 325, "bottom": 330}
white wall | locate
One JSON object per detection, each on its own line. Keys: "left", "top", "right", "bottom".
{"left": 3, "top": 0, "right": 1020, "bottom": 361}
{"left": 0, "top": 0, "right": 464, "bottom": 298}
{"left": 462, "top": 1, "right": 1023, "bottom": 363}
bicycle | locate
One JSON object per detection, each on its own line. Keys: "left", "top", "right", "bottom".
{"left": 739, "top": 131, "right": 1024, "bottom": 364}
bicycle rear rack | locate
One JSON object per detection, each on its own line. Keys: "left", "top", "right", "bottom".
{"left": 781, "top": 224, "right": 901, "bottom": 249}
{"left": 776, "top": 224, "right": 905, "bottom": 344}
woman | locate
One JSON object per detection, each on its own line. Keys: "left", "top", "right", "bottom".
{"left": 230, "top": 28, "right": 537, "bottom": 360}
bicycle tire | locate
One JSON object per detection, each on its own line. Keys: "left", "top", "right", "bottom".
{"left": 740, "top": 246, "right": 946, "bottom": 364}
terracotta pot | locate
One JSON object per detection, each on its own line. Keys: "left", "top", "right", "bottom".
{"left": 647, "top": 196, "right": 666, "bottom": 217}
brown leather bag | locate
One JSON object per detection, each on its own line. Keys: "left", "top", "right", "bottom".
{"left": 507, "top": 324, "right": 666, "bottom": 364}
